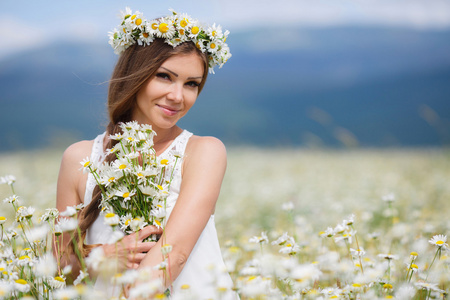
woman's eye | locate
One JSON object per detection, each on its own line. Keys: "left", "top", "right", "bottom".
{"left": 156, "top": 73, "right": 170, "bottom": 80}
{"left": 186, "top": 81, "right": 200, "bottom": 88}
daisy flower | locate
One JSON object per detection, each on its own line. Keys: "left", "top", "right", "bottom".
{"left": 112, "top": 158, "right": 131, "bottom": 173}
{"left": 60, "top": 206, "right": 77, "bottom": 217}
{"left": 188, "top": 20, "right": 202, "bottom": 39}
{"left": 206, "top": 39, "right": 221, "bottom": 54}
{"left": 13, "top": 279, "right": 30, "bottom": 293}
{"left": 0, "top": 175, "right": 16, "bottom": 185}
{"left": 206, "top": 23, "right": 223, "bottom": 39}
{"left": 104, "top": 212, "right": 120, "bottom": 226}
{"left": 115, "top": 188, "right": 135, "bottom": 201}
{"left": 49, "top": 276, "right": 66, "bottom": 289}
{"left": 249, "top": 232, "right": 269, "bottom": 244}
{"left": 155, "top": 18, "right": 176, "bottom": 39}
{"left": 79, "top": 157, "right": 92, "bottom": 173}
{"left": 429, "top": 234, "right": 448, "bottom": 249}
{"left": 55, "top": 218, "right": 78, "bottom": 232}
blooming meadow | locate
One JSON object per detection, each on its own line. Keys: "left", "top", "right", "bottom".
{"left": 1, "top": 147, "right": 449, "bottom": 299}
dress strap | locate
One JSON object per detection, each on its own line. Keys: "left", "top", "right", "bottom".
{"left": 84, "top": 132, "right": 106, "bottom": 205}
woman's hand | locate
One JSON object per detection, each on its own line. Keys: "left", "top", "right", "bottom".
{"left": 102, "top": 226, "right": 163, "bottom": 269}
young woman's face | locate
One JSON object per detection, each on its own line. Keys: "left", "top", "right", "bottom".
{"left": 133, "top": 52, "right": 204, "bottom": 131}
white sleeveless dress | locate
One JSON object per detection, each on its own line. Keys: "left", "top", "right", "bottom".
{"left": 84, "top": 130, "right": 238, "bottom": 299}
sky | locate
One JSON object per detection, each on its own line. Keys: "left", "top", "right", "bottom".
{"left": 1, "top": 0, "right": 450, "bottom": 59}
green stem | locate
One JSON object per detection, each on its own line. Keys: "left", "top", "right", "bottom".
{"left": 426, "top": 248, "right": 441, "bottom": 280}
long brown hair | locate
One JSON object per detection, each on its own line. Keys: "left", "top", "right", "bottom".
{"left": 74, "top": 39, "right": 209, "bottom": 256}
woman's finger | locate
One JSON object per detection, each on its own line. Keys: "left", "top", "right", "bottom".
{"left": 134, "top": 242, "right": 156, "bottom": 253}
{"left": 128, "top": 252, "right": 146, "bottom": 263}
{"left": 126, "top": 262, "right": 139, "bottom": 269}
{"left": 138, "top": 225, "right": 163, "bottom": 240}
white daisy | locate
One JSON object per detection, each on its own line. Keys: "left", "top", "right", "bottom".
{"left": 130, "top": 217, "right": 146, "bottom": 232}
{"left": 115, "top": 187, "right": 135, "bottom": 201}
{"left": 85, "top": 247, "right": 105, "bottom": 272}
{"left": 79, "top": 157, "right": 92, "bottom": 173}
{"left": 206, "top": 39, "right": 221, "bottom": 54}
{"left": 249, "top": 232, "right": 269, "bottom": 244}
{"left": 0, "top": 175, "right": 16, "bottom": 185}
{"left": 60, "top": 206, "right": 77, "bottom": 217}
{"left": 55, "top": 218, "right": 78, "bottom": 232}
{"left": 4, "top": 194, "right": 21, "bottom": 204}
{"left": 155, "top": 18, "right": 176, "bottom": 39}
{"left": 206, "top": 23, "right": 223, "bottom": 39}
{"left": 104, "top": 212, "right": 120, "bottom": 226}
{"left": 49, "top": 276, "right": 66, "bottom": 289}
{"left": 188, "top": 20, "right": 202, "bottom": 39}
{"left": 429, "top": 234, "right": 448, "bottom": 249}
{"left": 13, "top": 279, "right": 30, "bottom": 293}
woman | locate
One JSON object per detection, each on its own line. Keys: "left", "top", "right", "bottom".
{"left": 56, "top": 8, "right": 235, "bottom": 299}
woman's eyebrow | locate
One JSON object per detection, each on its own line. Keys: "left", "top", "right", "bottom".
{"left": 161, "top": 67, "right": 178, "bottom": 77}
{"left": 161, "top": 67, "right": 202, "bottom": 80}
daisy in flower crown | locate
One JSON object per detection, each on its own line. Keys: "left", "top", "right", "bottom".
{"left": 108, "top": 7, "right": 231, "bottom": 74}
{"left": 56, "top": 7, "right": 237, "bottom": 299}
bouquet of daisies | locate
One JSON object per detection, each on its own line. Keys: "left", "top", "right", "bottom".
{"left": 81, "top": 121, "right": 181, "bottom": 240}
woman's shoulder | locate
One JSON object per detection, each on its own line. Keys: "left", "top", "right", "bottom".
{"left": 185, "top": 135, "right": 227, "bottom": 165}
{"left": 187, "top": 135, "right": 226, "bottom": 155}
{"left": 61, "top": 139, "right": 95, "bottom": 166}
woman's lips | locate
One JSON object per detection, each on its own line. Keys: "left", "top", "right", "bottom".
{"left": 157, "top": 104, "right": 179, "bottom": 116}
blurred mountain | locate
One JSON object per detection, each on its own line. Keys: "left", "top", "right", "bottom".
{"left": 1, "top": 26, "right": 450, "bottom": 151}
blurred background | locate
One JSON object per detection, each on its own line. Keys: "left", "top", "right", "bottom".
{"left": 1, "top": 0, "right": 450, "bottom": 151}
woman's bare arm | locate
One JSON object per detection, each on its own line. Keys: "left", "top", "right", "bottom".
{"left": 138, "top": 136, "right": 227, "bottom": 285}
{"left": 54, "top": 141, "right": 92, "bottom": 278}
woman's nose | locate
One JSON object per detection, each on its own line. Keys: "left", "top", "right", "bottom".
{"left": 167, "top": 83, "right": 183, "bottom": 102}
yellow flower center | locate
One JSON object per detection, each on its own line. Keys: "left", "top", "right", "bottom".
{"left": 159, "top": 23, "right": 169, "bottom": 33}
{"left": 125, "top": 220, "right": 131, "bottom": 225}
{"left": 119, "top": 164, "right": 127, "bottom": 170}
{"left": 123, "top": 28, "right": 127, "bottom": 33}
{"left": 383, "top": 283, "right": 393, "bottom": 289}
{"left": 108, "top": 177, "right": 115, "bottom": 182}
{"left": 15, "top": 279, "right": 27, "bottom": 285}
{"left": 180, "top": 19, "right": 188, "bottom": 27}
{"left": 55, "top": 276, "right": 65, "bottom": 282}
{"left": 410, "top": 251, "right": 418, "bottom": 256}
{"left": 411, "top": 264, "right": 418, "bottom": 269}
{"left": 436, "top": 240, "right": 444, "bottom": 245}
{"left": 154, "top": 294, "right": 166, "bottom": 299}
{"left": 131, "top": 15, "right": 136, "bottom": 20}
{"left": 212, "top": 30, "right": 217, "bottom": 37}
{"left": 83, "top": 161, "right": 90, "bottom": 167}
{"left": 137, "top": 172, "right": 144, "bottom": 177}
{"left": 191, "top": 26, "right": 199, "bottom": 34}
{"left": 19, "top": 255, "right": 30, "bottom": 260}
{"left": 210, "top": 43, "right": 216, "bottom": 49}
{"left": 105, "top": 213, "right": 116, "bottom": 218}
{"left": 352, "top": 283, "right": 361, "bottom": 288}
{"left": 157, "top": 185, "right": 163, "bottom": 190}
{"left": 151, "top": 23, "right": 158, "bottom": 30}
{"left": 136, "top": 19, "right": 142, "bottom": 26}
{"left": 179, "top": 29, "right": 185, "bottom": 35}
{"left": 123, "top": 192, "right": 130, "bottom": 198}
{"left": 142, "top": 32, "right": 149, "bottom": 38}
{"left": 155, "top": 220, "right": 161, "bottom": 226}
{"left": 160, "top": 159, "right": 169, "bottom": 165}
{"left": 181, "top": 284, "right": 190, "bottom": 289}
{"left": 0, "top": 216, "right": 5, "bottom": 220}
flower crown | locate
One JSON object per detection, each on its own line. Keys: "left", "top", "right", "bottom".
{"left": 108, "top": 8, "right": 231, "bottom": 73}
